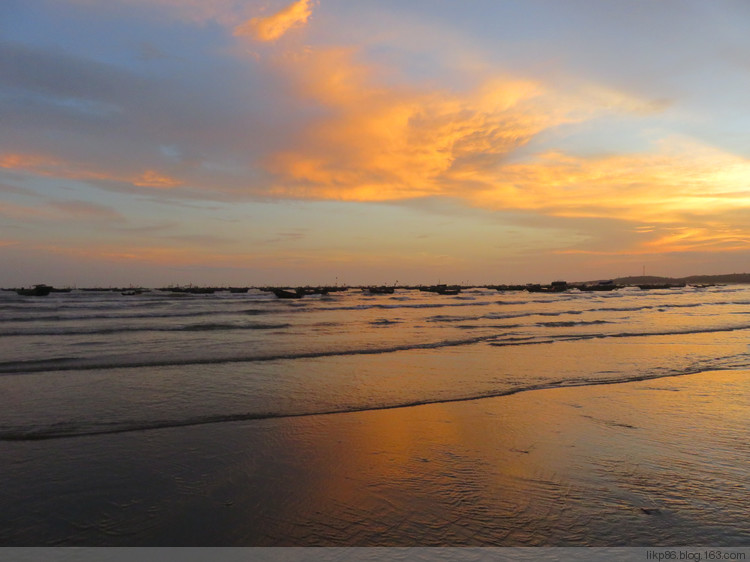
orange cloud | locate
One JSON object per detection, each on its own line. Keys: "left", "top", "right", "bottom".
{"left": 234, "top": 0, "right": 314, "bottom": 41}
{"left": 640, "top": 226, "right": 750, "bottom": 253}
{"left": 0, "top": 199, "right": 123, "bottom": 223}
{"left": 558, "top": 223, "right": 750, "bottom": 256}
{"left": 468, "top": 140, "right": 750, "bottom": 221}
{"left": 252, "top": 44, "right": 750, "bottom": 257}
{"left": 266, "top": 48, "right": 574, "bottom": 202}
{"left": 0, "top": 153, "right": 59, "bottom": 173}
{"left": 257, "top": 45, "right": 750, "bottom": 221}
{"left": 133, "top": 170, "right": 183, "bottom": 189}
{"left": 0, "top": 151, "right": 182, "bottom": 191}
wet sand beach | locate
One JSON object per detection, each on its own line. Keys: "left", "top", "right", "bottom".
{"left": 2, "top": 369, "right": 749, "bottom": 546}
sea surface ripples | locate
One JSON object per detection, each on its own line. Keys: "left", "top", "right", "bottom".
{"left": 1, "top": 284, "right": 749, "bottom": 440}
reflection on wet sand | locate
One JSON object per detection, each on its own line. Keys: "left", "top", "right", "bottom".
{"left": 260, "top": 371, "right": 750, "bottom": 546}
{"left": 5, "top": 370, "right": 748, "bottom": 545}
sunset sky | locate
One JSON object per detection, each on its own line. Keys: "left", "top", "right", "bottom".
{"left": 3, "top": 0, "right": 750, "bottom": 287}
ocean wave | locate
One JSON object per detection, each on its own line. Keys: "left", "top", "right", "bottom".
{"left": 0, "top": 322, "right": 291, "bottom": 337}
{"left": 0, "top": 334, "right": 503, "bottom": 375}
{"left": 429, "top": 310, "right": 584, "bottom": 323}
{"left": 323, "top": 300, "right": 495, "bottom": 312}
{"left": 3, "top": 295, "right": 739, "bottom": 325}
{"left": 427, "top": 315, "right": 481, "bottom": 323}
{"left": 0, "top": 309, "right": 250, "bottom": 323}
{"left": 4, "top": 322, "right": 750, "bottom": 375}
{"left": 592, "top": 303, "right": 702, "bottom": 313}
{"left": 482, "top": 324, "right": 750, "bottom": 346}
{"left": 2, "top": 367, "right": 739, "bottom": 442}
{"left": 456, "top": 323, "right": 523, "bottom": 330}
{"left": 528, "top": 324, "right": 750, "bottom": 343}
{"left": 537, "top": 320, "right": 611, "bottom": 328}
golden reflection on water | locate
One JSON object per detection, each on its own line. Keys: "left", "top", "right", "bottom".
{"left": 271, "top": 392, "right": 587, "bottom": 543}
{"left": 258, "top": 370, "right": 750, "bottom": 545}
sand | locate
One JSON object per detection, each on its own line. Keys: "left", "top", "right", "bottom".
{"left": 2, "top": 370, "right": 749, "bottom": 546}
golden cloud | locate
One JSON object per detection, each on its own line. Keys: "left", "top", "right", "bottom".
{"left": 234, "top": 0, "right": 314, "bottom": 41}
{"left": 0, "top": 153, "right": 58, "bottom": 172}
{"left": 558, "top": 222, "right": 750, "bottom": 255}
{"left": 640, "top": 226, "right": 750, "bottom": 253}
{"left": 0, "top": 151, "right": 182, "bottom": 190}
{"left": 470, "top": 140, "right": 750, "bottom": 220}
{"left": 0, "top": 199, "right": 123, "bottom": 223}
{"left": 265, "top": 48, "right": 575, "bottom": 201}
{"left": 255, "top": 45, "right": 750, "bottom": 256}
{"left": 258, "top": 47, "right": 739, "bottom": 214}
{"left": 133, "top": 170, "right": 183, "bottom": 189}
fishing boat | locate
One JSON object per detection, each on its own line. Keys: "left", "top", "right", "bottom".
{"left": 436, "top": 288, "right": 461, "bottom": 295}
{"left": 527, "top": 281, "right": 569, "bottom": 293}
{"left": 296, "top": 287, "right": 330, "bottom": 296}
{"left": 493, "top": 285, "right": 527, "bottom": 292}
{"left": 271, "top": 288, "right": 303, "bottom": 299}
{"left": 578, "top": 280, "right": 620, "bottom": 292}
{"left": 15, "top": 284, "right": 53, "bottom": 296}
{"left": 121, "top": 289, "right": 143, "bottom": 296}
{"left": 420, "top": 284, "right": 462, "bottom": 295}
{"left": 364, "top": 286, "right": 395, "bottom": 294}
{"left": 434, "top": 285, "right": 461, "bottom": 295}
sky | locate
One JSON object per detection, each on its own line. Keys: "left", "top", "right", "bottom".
{"left": 2, "top": 0, "right": 750, "bottom": 287}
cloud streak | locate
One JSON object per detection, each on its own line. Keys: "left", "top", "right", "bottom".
{"left": 234, "top": 0, "right": 314, "bottom": 42}
{"left": 0, "top": 152, "right": 183, "bottom": 191}
{"left": 0, "top": 199, "right": 124, "bottom": 223}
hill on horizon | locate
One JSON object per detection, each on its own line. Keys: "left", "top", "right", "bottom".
{"left": 606, "top": 273, "right": 750, "bottom": 285}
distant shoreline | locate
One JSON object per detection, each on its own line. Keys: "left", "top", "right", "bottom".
{"left": 4, "top": 272, "right": 750, "bottom": 292}
{"left": 609, "top": 272, "right": 750, "bottom": 285}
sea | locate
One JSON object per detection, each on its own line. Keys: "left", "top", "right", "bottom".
{"left": 2, "top": 283, "right": 750, "bottom": 546}
{"left": 2, "top": 284, "right": 749, "bottom": 441}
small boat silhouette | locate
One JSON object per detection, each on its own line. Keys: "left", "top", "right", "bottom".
{"left": 271, "top": 288, "right": 303, "bottom": 299}
{"left": 15, "top": 284, "right": 53, "bottom": 296}
{"left": 364, "top": 286, "right": 395, "bottom": 294}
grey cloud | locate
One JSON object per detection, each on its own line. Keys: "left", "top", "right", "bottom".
{"left": 0, "top": 39, "right": 301, "bottom": 198}
{"left": 0, "top": 40, "right": 140, "bottom": 102}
